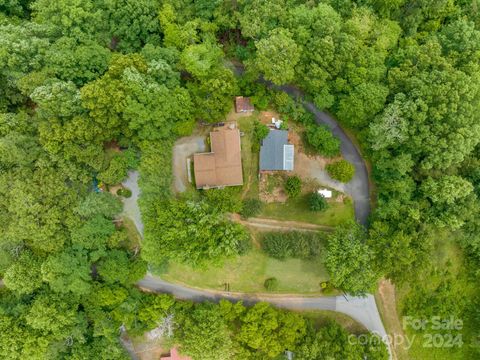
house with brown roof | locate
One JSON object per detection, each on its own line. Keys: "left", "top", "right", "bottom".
{"left": 235, "top": 96, "right": 254, "bottom": 113}
{"left": 193, "top": 125, "right": 243, "bottom": 189}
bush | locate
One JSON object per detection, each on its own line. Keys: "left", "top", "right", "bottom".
{"left": 98, "top": 148, "right": 139, "bottom": 185}
{"left": 240, "top": 198, "right": 263, "bottom": 219}
{"left": 117, "top": 188, "right": 132, "bottom": 198}
{"left": 305, "top": 125, "right": 340, "bottom": 157}
{"left": 262, "top": 233, "right": 291, "bottom": 260}
{"left": 236, "top": 235, "right": 252, "bottom": 255}
{"left": 253, "top": 120, "right": 270, "bottom": 142}
{"left": 326, "top": 160, "right": 355, "bottom": 183}
{"left": 308, "top": 192, "right": 329, "bottom": 212}
{"left": 264, "top": 277, "right": 279, "bottom": 291}
{"left": 203, "top": 188, "right": 242, "bottom": 213}
{"left": 262, "top": 232, "right": 324, "bottom": 260}
{"left": 285, "top": 176, "right": 301, "bottom": 197}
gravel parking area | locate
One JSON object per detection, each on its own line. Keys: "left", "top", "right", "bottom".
{"left": 172, "top": 136, "right": 207, "bottom": 192}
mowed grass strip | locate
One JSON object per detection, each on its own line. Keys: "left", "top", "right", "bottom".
{"left": 260, "top": 194, "right": 354, "bottom": 227}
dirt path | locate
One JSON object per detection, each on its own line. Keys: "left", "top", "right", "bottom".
{"left": 377, "top": 279, "right": 407, "bottom": 360}
{"left": 231, "top": 214, "right": 333, "bottom": 232}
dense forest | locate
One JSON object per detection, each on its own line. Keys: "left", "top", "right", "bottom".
{"left": 1, "top": 0, "right": 480, "bottom": 359}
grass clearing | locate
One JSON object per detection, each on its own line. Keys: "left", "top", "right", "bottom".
{"left": 237, "top": 114, "right": 260, "bottom": 199}
{"left": 121, "top": 216, "right": 141, "bottom": 249}
{"left": 260, "top": 193, "right": 354, "bottom": 227}
{"left": 301, "top": 310, "right": 368, "bottom": 335}
{"left": 161, "top": 233, "right": 332, "bottom": 295}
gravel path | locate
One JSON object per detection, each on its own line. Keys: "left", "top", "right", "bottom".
{"left": 122, "top": 171, "right": 143, "bottom": 236}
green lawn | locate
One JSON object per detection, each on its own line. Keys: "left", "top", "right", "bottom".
{"left": 237, "top": 114, "right": 260, "bottom": 199}
{"left": 121, "top": 216, "right": 141, "bottom": 250}
{"left": 301, "top": 310, "right": 368, "bottom": 335}
{"left": 260, "top": 194, "right": 354, "bottom": 227}
{"left": 161, "top": 242, "right": 331, "bottom": 295}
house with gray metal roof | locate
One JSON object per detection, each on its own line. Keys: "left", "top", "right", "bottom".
{"left": 259, "top": 129, "right": 294, "bottom": 171}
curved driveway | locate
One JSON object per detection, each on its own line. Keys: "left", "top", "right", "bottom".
{"left": 258, "top": 80, "right": 370, "bottom": 225}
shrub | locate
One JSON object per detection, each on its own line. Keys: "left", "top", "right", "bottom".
{"left": 253, "top": 120, "right": 270, "bottom": 142}
{"left": 117, "top": 188, "right": 132, "bottom": 198}
{"left": 326, "top": 160, "right": 355, "bottom": 183}
{"left": 240, "top": 198, "right": 263, "bottom": 219}
{"left": 285, "top": 176, "right": 301, "bottom": 197}
{"left": 264, "top": 277, "right": 279, "bottom": 291}
{"left": 236, "top": 235, "right": 252, "bottom": 255}
{"left": 262, "top": 233, "right": 292, "bottom": 260}
{"left": 305, "top": 125, "right": 340, "bottom": 157}
{"left": 98, "top": 148, "right": 139, "bottom": 185}
{"left": 203, "top": 187, "right": 242, "bottom": 213}
{"left": 262, "top": 232, "right": 324, "bottom": 260}
{"left": 308, "top": 192, "right": 328, "bottom": 212}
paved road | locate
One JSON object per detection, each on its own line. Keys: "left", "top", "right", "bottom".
{"left": 138, "top": 274, "right": 387, "bottom": 340}
{"left": 125, "top": 174, "right": 388, "bottom": 355}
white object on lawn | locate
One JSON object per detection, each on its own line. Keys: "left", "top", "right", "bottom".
{"left": 317, "top": 188, "right": 332, "bottom": 198}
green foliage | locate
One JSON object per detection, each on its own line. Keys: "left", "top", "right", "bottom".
{"left": 326, "top": 160, "right": 355, "bottom": 183}
{"left": 253, "top": 28, "right": 300, "bottom": 85}
{"left": 188, "top": 67, "right": 238, "bottom": 122}
{"left": 297, "top": 321, "right": 388, "bottom": 360}
{"left": 3, "top": 251, "right": 43, "bottom": 295}
{"left": 98, "top": 149, "right": 137, "bottom": 185}
{"left": 41, "top": 246, "right": 92, "bottom": 296}
{"left": 202, "top": 187, "right": 242, "bottom": 213}
{"left": 325, "top": 222, "right": 377, "bottom": 296}
{"left": 175, "top": 303, "right": 238, "bottom": 360}
{"left": 142, "top": 200, "right": 250, "bottom": 266}
{"left": 253, "top": 119, "right": 270, "bottom": 142}
{"left": 305, "top": 125, "right": 340, "bottom": 157}
{"left": 98, "top": 250, "right": 147, "bottom": 285}
{"left": 263, "top": 277, "right": 278, "bottom": 291}
{"left": 80, "top": 53, "right": 193, "bottom": 142}
{"left": 262, "top": 231, "right": 324, "bottom": 260}
{"left": 180, "top": 42, "right": 223, "bottom": 78}
{"left": 116, "top": 188, "right": 132, "bottom": 198}
{"left": 45, "top": 37, "right": 111, "bottom": 85}
{"left": 75, "top": 192, "right": 122, "bottom": 219}
{"left": 71, "top": 215, "right": 116, "bottom": 252}
{"left": 284, "top": 175, "right": 302, "bottom": 197}
{"left": 0, "top": 1, "right": 478, "bottom": 357}
{"left": 240, "top": 198, "right": 263, "bottom": 219}
{"left": 308, "top": 192, "right": 329, "bottom": 212}
{"left": 237, "top": 302, "right": 306, "bottom": 358}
